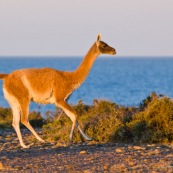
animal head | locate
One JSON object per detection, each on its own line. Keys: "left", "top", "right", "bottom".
{"left": 96, "top": 34, "right": 116, "bottom": 55}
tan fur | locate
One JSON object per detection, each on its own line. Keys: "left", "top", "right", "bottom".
{"left": 0, "top": 74, "right": 8, "bottom": 79}
{"left": 0, "top": 35, "right": 116, "bottom": 148}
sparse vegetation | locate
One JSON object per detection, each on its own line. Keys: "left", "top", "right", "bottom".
{"left": 0, "top": 107, "right": 12, "bottom": 128}
{"left": 0, "top": 108, "right": 45, "bottom": 128}
{"left": 0, "top": 92, "right": 173, "bottom": 144}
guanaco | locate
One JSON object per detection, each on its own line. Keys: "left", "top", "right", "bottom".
{"left": 0, "top": 34, "right": 116, "bottom": 148}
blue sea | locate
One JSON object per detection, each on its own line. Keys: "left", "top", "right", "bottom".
{"left": 0, "top": 57, "right": 173, "bottom": 113}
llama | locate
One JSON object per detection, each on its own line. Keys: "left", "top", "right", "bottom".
{"left": 0, "top": 34, "right": 116, "bottom": 148}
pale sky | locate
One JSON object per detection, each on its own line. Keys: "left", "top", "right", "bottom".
{"left": 0, "top": 0, "right": 173, "bottom": 57}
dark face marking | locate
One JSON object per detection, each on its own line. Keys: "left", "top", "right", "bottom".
{"left": 98, "top": 41, "right": 116, "bottom": 55}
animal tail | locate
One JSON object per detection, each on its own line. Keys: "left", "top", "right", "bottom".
{"left": 0, "top": 74, "right": 8, "bottom": 80}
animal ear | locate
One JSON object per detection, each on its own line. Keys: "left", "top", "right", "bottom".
{"left": 97, "top": 34, "right": 101, "bottom": 41}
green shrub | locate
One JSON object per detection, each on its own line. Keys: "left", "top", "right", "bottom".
{"left": 0, "top": 107, "right": 12, "bottom": 127}
{"left": 128, "top": 96, "right": 173, "bottom": 143}
{"left": 0, "top": 107, "right": 44, "bottom": 128}
{"left": 42, "top": 112, "right": 72, "bottom": 142}
{"left": 43, "top": 100, "right": 125, "bottom": 143}
{"left": 1, "top": 93, "right": 173, "bottom": 144}
{"left": 28, "top": 111, "right": 45, "bottom": 127}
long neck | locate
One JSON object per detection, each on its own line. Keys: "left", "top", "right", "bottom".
{"left": 73, "top": 42, "right": 100, "bottom": 84}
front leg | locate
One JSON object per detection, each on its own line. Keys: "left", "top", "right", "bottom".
{"left": 56, "top": 100, "right": 92, "bottom": 142}
{"left": 76, "top": 121, "right": 92, "bottom": 141}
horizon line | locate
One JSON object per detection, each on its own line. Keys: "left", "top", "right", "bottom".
{"left": 0, "top": 55, "right": 173, "bottom": 59}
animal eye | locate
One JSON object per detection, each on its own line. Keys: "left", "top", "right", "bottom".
{"left": 103, "top": 44, "right": 107, "bottom": 48}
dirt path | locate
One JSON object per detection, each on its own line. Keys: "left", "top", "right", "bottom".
{"left": 0, "top": 129, "right": 173, "bottom": 172}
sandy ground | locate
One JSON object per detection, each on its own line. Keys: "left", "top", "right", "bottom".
{"left": 0, "top": 128, "right": 173, "bottom": 173}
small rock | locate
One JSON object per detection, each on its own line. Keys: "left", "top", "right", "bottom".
{"left": 154, "top": 149, "right": 162, "bottom": 154}
{"left": 87, "top": 140, "right": 98, "bottom": 145}
{"left": 83, "top": 170, "right": 92, "bottom": 173}
{"left": 128, "top": 146, "right": 133, "bottom": 150}
{"left": 16, "top": 166, "right": 23, "bottom": 170}
{"left": 0, "top": 162, "right": 4, "bottom": 170}
{"left": 115, "top": 148, "right": 123, "bottom": 153}
{"left": 55, "top": 142, "right": 63, "bottom": 147}
{"left": 133, "top": 146, "right": 142, "bottom": 150}
{"left": 128, "top": 161, "right": 136, "bottom": 166}
{"left": 103, "top": 165, "right": 109, "bottom": 170}
{"left": 148, "top": 151, "right": 155, "bottom": 155}
{"left": 110, "top": 163, "right": 126, "bottom": 171}
{"left": 80, "top": 150, "right": 87, "bottom": 154}
{"left": 144, "top": 159, "right": 149, "bottom": 162}
{"left": 55, "top": 142, "right": 67, "bottom": 147}
{"left": 25, "top": 165, "right": 32, "bottom": 169}
{"left": 6, "top": 135, "right": 11, "bottom": 138}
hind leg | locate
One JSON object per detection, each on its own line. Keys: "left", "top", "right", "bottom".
{"left": 3, "top": 88, "right": 28, "bottom": 148}
{"left": 20, "top": 102, "right": 45, "bottom": 143}
{"left": 12, "top": 105, "right": 30, "bottom": 148}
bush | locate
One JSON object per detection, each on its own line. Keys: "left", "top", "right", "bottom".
{"left": 1, "top": 93, "right": 173, "bottom": 144}
{"left": 0, "top": 107, "right": 45, "bottom": 128}
{"left": 0, "top": 107, "right": 12, "bottom": 128}
{"left": 128, "top": 96, "right": 173, "bottom": 143}
{"left": 28, "top": 111, "right": 45, "bottom": 127}
{"left": 43, "top": 100, "right": 131, "bottom": 143}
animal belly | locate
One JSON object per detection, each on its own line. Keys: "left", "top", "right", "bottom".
{"left": 31, "top": 92, "right": 55, "bottom": 104}
{"left": 32, "top": 96, "right": 55, "bottom": 104}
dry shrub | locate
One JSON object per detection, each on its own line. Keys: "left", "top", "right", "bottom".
{"left": 28, "top": 111, "right": 45, "bottom": 127}
{"left": 0, "top": 107, "right": 44, "bottom": 128}
{"left": 1, "top": 93, "right": 173, "bottom": 144}
{"left": 0, "top": 107, "right": 12, "bottom": 127}
{"left": 42, "top": 112, "right": 72, "bottom": 142}
{"left": 128, "top": 95, "right": 173, "bottom": 143}
{"left": 42, "top": 100, "right": 129, "bottom": 143}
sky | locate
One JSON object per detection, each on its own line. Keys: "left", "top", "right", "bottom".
{"left": 0, "top": 0, "right": 173, "bottom": 57}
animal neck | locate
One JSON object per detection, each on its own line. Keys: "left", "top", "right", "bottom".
{"left": 73, "top": 43, "right": 100, "bottom": 85}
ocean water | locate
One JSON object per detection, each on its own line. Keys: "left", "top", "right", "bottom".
{"left": 0, "top": 57, "right": 173, "bottom": 113}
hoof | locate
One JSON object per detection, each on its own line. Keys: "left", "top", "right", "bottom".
{"left": 40, "top": 139, "right": 45, "bottom": 143}
{"left": 37, "top": 137, "right": 45, "bottom": 143}
{"left": 21, "top": 143, "right": 34, "bottom": 149}
{"left": 86, "top": 137, "right": 92, "bottom": 141}
{"left": 22, "top": 145, "right": 29, "bottom": 149}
